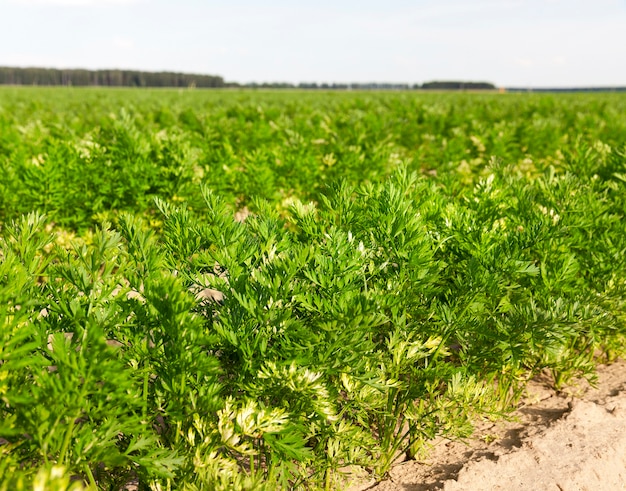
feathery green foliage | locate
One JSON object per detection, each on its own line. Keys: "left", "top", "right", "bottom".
{"left": 1, "top": 88, "right": 625, "bottom": 489}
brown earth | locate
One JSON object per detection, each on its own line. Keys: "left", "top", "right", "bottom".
{"left": 348, "top": 359, "right": 626, "bottom": 491}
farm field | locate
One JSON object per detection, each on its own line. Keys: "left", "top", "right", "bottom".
{"left": 1, "top": 87, "right": 626, "bottom": 490}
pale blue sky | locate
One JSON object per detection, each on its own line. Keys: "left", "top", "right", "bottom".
{"left": 1, "top": 0, "right": 625, "bottom": 87}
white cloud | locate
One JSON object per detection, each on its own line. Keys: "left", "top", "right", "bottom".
{"left": 112, "top": 37, "right": 134, "bottom": 49}
{"left": 0, "top": 53, "right": 72, "bottom": 67}
{"left": 9, "top": 0, "right": 141, "bottom": 6}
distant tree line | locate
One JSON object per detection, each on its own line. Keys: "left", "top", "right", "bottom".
{"left": 0, "top": 67, "right": 225, "bottom": 87}
{"left": 421, "top": 81, "right": 495, "bottom": 90}
{"left": 0, "top": 67, "right": 499, "bottom": 90}
{"left": 505, "top": 86, "right": 626, "bottom": 93}
{"left": 297, "top": 82, "right": 413, "bottom": 90}
{"left": 250, "top": 81, "right": 496, "bottom": 90}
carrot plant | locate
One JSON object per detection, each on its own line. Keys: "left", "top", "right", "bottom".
{"left": 1, "top": 88, "right": 625, "bottom": 489}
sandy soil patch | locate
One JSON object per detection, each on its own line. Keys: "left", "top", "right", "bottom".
{"left": 352, "top": 359, "right": 626, "bottom": 491}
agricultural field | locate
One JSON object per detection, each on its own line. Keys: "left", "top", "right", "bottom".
{"left": 1, "top": 87, "right": 625, "bottom": 490}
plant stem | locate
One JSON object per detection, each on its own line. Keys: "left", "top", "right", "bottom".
{"left": 58, "top": 415, "right": 77, "bottom": 466}
{"left": 142, "top": 369, "right": 149, "bottom": 421}
{"left": 84, "top": 464, "right": 97, "bottom": 489}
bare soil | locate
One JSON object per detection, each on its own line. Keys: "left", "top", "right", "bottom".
{"left": 349, "top": 359, "right": 626, "bottom": 491}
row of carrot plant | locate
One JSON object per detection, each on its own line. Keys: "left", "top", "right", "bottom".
{"left": 1, "top": 88, "right": 625, "bottom": 489}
